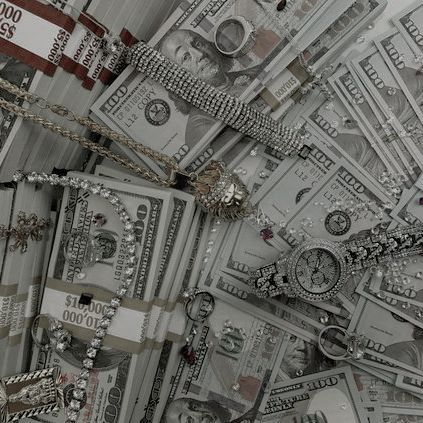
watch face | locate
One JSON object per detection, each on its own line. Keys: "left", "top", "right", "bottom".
{"left": 294, "top": 248, "right": 341, "bottom": 294}
{"left": 286, "top": 239, "right": 347, "bottom": 301}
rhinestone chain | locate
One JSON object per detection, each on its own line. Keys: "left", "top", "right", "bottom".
{"left": 13, "top": 170, "right": 138, "bottom": 423}
{"left": 127, "top": 41, "right": 304, "bottom": 157}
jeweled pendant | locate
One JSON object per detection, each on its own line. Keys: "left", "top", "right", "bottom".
{"left": 0, "top": 367, "right": 64, "bottom": 421}
{"left": 191, "top": 161, "right": 251, "bottom": 221}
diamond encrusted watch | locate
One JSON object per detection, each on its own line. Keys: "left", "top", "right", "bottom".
{"left": 250, "top": 224, "right": 423, "bottom": 302}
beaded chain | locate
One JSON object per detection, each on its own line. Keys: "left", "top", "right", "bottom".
{"left": 13, "top": 170, "right": 138, "bottom": 423}
{"left": 127, "top": 41, "right": 305, "bottom": 157}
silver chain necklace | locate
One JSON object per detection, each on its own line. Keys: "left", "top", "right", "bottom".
{"left": 13, "top": 170, "right": 138, "bottom": 423}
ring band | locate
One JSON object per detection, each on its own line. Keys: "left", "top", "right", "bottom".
{"left": 31, "top": 314, "right": 72, "bottom": 353}
{"left": 182, "top": 288, "right": 215, "bottom": 322}
{"left": 318, "top": 325, "right": 365, "bottom": 361}
{"left": 214, "top": 16, "right": 256, "bottom": 58}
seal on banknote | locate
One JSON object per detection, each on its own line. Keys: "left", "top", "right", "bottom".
{"left": 324, "top": 210, "right": 351, "bottom": 236}
{"left": 144, "top": 99, "right": 171, "bottom": 126}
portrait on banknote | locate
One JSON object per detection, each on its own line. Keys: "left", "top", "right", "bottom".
{"left": 384, "top": 325, "right": 423, "bottom": 371}
{"left": 276, "top": 335, "right": 333, "bottom": 381}
{"left": 164, "top": 397, "right": 232, "bottom": 423}
{"left": 158, "top": 29, "right": 258, "bottom": 147}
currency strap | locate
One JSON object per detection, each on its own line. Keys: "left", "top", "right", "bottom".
{"left": 0, "top": 0, "right": 75, "bottom": 75}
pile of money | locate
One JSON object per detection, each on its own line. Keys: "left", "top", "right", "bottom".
{"left": 0, "top": 0, "right": 182, "bottom": 181}
{"left": 2, "top": 0, "right": 423, "bottom": 423}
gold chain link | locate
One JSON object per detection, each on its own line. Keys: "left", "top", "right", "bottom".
{"left": 0, "top": 77, "right": 183, "bottom": 186}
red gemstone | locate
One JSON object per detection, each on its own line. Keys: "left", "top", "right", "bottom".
{"left": 419, "top": 197, "right": 423, "bottom": 205}
{"left": 180, "top": 345, "right": 196, "bottom": 365}
{"left": 260, "top": 228, "right": 274, "bottom": 241}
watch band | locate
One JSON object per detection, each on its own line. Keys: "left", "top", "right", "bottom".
{"left": 250, "top": 223, "right": 423, "bottom": 300}
{"left": 249, "top": 262, "right": 294, "bottom": 298}
{"left": 214, "top": 16, "right": 256, "bottom": 58}
{"left": 127, "top": 41, "right": 306, "bottom": 158}
{"left": 343, "top": 224, "right": 423, "bottom": 271}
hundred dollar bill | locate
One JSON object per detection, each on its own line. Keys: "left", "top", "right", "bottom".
{"left": 140, "top": 297, "right": 289, "bottom": 423}
{"left": 262, "top": 0, "right": 387, "bottom": 107}
{"left": 298, "top": 0, "right": 387, "bottom": 71}
{"left": 250, "top": 132, "right": 339, "bottom": 220}
{"left": 351, "top": 47, "right": 423, "bottom": 175}
{"left": 357, "top": 268, "right": 423, "bottom": 330}
{"left": 219, "top": 219, "right": 280, "bottom": 279}
{"left": 305, "top": 91, "right": 391, "bottom": 185}
{"left": 349, "top": 297, "right": 423, "bottom": 378}
{"left": 330, "top": 66, "right": 410, "bottom": 179}
{"left": 376, "top": 29, "right": 423, "bottom": 125}
{"left": 203, "top": 271, "right": 349, "bottom": 345}
{"left": 383, "top": 411, "right": 423, "bottom": 422}
{"left": 129, "top": 211, "right": 207, "bottom": 423}
{"left": 49, "top": 172, "right": 172, "bottom": 301}
{"left": 259, "top": 367, "right": 366, "bottom": 422}
{"left": 93, "top": 163, "right": 196, "bottom": 303}
{"left": 352, "top": 365, "right": 423, "bottom": 412}
{"left": 393, "top": 1, "right": 423, "bottom": 57}
{"left": 91, "top": 0, "right": 353, "bottom": 168}
{"left": 273, "top": 155, "right": 392, "bottom": 250}
{"left": 30, "top": 327, "right": 137, "bottom": 423}
{"left": 390, "top": 185, "right": 423, "bottom": 226}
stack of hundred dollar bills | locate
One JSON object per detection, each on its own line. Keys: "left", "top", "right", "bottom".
{"left": 2, "top": 0, "right": 423, "bottom": 423}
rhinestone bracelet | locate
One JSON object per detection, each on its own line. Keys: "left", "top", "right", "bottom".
{"left": 126, "top": 41, "right": 304, "bottom": 157}
{"left": 13, "top": 171, "right": 138, "bottom": 423}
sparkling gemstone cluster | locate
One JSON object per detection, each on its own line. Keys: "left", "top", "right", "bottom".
{"left": 127, "top": 42, "right": 304, "bottom": 157}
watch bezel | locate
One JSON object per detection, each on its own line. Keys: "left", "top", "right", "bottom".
{"left": 286, "top": 238, "right": 348, "bottom": 301}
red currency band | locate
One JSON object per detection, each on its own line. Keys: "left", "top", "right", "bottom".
{"left": 98, "top": 29, "right": 136, "bottom": 85}
{"left": 0, "top": 0, "right": 75, "bottom": 75}
{"left": 8, "top": 0, "right": 75, "bottom": 33}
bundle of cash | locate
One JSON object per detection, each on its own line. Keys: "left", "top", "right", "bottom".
{"left": 0, "top": 0, "right": 183, "bottom": 181}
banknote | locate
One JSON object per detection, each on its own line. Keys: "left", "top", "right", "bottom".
{"left": 391, "top": 185, "right": 423, "bottom": 226}
{"left": 203, "top": 270, "right": 350, "bottom": 347}
{"left": 273, "top": 155, "right": 392, "bottom": 250}
{"left": 251, "top": 133, "right": 339, "bottom": 219}
{"left": 91, "top": 0, "right": 354, "bottom": 168}
{"left": 49, "top": 172, "right": 172, "bottom": 301}
{"left": 393, "top": 1, "right": 423, "bottom": 57}
{"left": 352, "top": 361, "right": 423, "bottom": 411}
{"left": 129, "top": 211, "right": 208, "bottom": 423}
{"left": 330, "top": 66, "right": 410, "bottom": 179}
{"left": 351, "top": 47, "right": 423, "bottom": 175}
{"left": 93, "top": 163, "right": 196, "bottom": 301}
{"left": 305, "top": 91, "right": 391, "bottom": 185}
{"left": 262, "top": 0, "right": 388, "bottom": 107}
{"left": 383, "top": 411, "right": 423, "bottom": 423}
{"left": 138, "top": 297, "right": 290, "bottom": 423}
{"left": 301, "top": 0, "right": 387, "bottom": 70}
{"left": 30, "top": 327, "right": 136, "bottom": 423}
{"left": 259, "top": 367, "right": 366, "bottom": 423}
{"left": 356, "top": 269, "right": 423, "bottom": 330}
{"left": 348, "top": 297, "right": 423, "bottom": 377}
{"left": 376, "top": 29, "right": 423, "bottom": 125}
